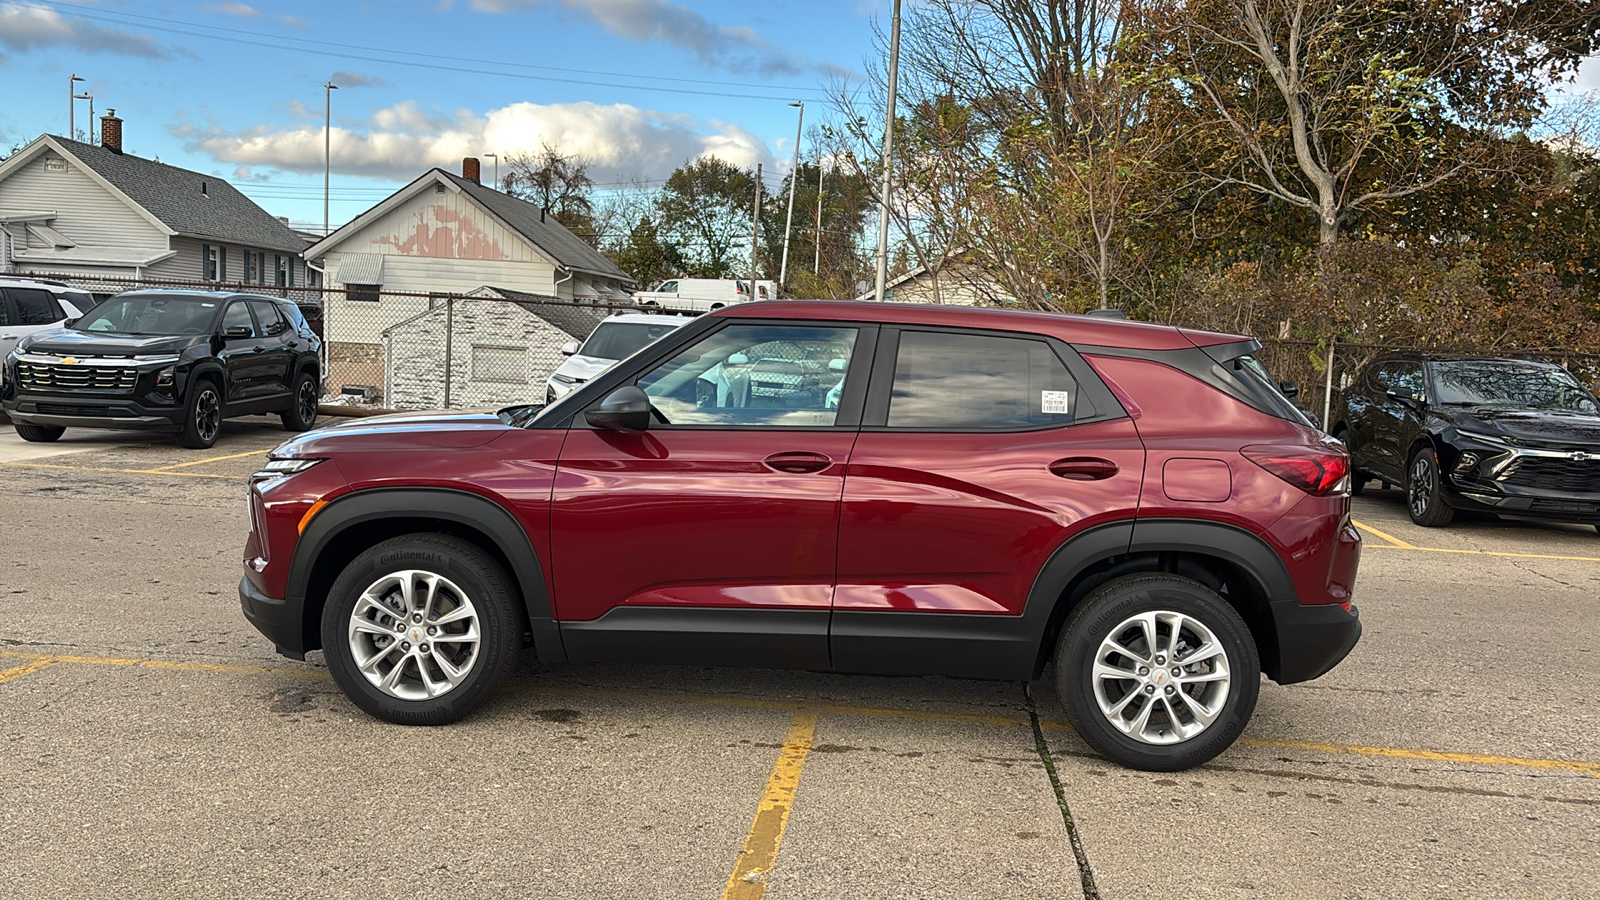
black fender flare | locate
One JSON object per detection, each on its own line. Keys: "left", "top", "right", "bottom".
{"left": 287, "top": 487, "right": 564, "bottom": 663}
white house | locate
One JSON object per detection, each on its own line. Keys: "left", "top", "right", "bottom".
{"left": 381, "top": 286, "right": 609, "bottom": 410}
{"left": 855, "top": 257, "right": 1016, "bottom": 306}
{"left": 305, "top": 159, "right": 635, "bottom": 393}
{"left": 0, "top": 114, "right": 309, "bottom": 290}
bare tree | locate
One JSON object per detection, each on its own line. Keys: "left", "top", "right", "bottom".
{"left": 503, "top": 142, "right": 597, "bottom": 240}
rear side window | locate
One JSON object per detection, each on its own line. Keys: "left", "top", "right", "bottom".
{"left": 250, "top": 300, "right": 288, "bottom": 336}
{"left": 887, "top": 331, "right": 1079, "bottom": 429}
{"left": 5, "top": 288, "right": 63, "bottom": 325}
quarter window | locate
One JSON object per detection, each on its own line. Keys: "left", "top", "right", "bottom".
{"left": 887, "top": 330, "right": 1079, "bottom": 429}
{"left": 636, "top": 324, "right": 858, "bottom": 427}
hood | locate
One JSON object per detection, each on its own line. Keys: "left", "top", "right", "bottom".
{"left": 285, "top": 408, "right": 511, "bottom": 454}
{"left": 552, "top": 353, "right": 618, "bottom": 383}
{"left": 19, "top": 329, "right": 201, "bottom": 357}
{"left": 1449, "top": 407, "right": 1600, "bottom": 447}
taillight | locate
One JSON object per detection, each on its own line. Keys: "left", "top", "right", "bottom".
{"left": 1241, "top": 444, "right": 1350, "bottom": 496}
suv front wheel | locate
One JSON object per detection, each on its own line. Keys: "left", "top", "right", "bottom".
{"left": 1055, "top": 575, "right": 1260, "bottom": 771}
{"left": 321, "top": 533, "right": 520, "bottom": 725}
{"left": 1406, "top": 446, "right": 1456, "bottom": 527}
{"left": 177, "top": 379, "right": 222, "bottom": 449}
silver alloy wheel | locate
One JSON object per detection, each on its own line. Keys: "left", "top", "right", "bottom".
{"left": 195, "top": 388, "right": 220, "bottom": 443}
{"left": 296, "top": 379, "right": 317, "bottom": 425}
{"left": 347, "top": 569, "right": 481, "bottom": 701}
{"left": 1409, "top": 454, "right": 1435, "bottom": 518}
{"left": 1090, "top": 610, "right": 1232, "bottom": 745}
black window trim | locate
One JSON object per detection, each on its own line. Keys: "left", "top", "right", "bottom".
{"left": 570, "top": 317, "right": 880, "bottom": 433}
{"left": 860, "top": 324, "right": 1126, "bottom": 433}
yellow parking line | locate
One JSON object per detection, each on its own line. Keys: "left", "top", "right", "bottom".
{"left": 722, "top": 711, "right": 819, "bottom": 900}
{"left": 1362, "top": 544, "right": 1600, "bottom": 563}
{"left": 0, "top": 461, "right": 238, "bottom": 480}
{"left": 153, "top": 448, "right": 268, "bottom": 470}
{"left": 1351, "top": 519, "right": 1417, "bottom": 549}
{"left": 0, "top": 658, "right": 55, "bottom": 684}
{"left": 7, "top": 649, "right": 1597, "bottom": 779}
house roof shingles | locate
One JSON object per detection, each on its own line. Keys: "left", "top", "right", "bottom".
{"left": 436, "top": 170, "right": 632, "bottom": 284}
{"left": 49, "top": 136, "right": 305, "bottom": 254}
{"left": 489, "top": 286, "right": 609, "bottom": 339}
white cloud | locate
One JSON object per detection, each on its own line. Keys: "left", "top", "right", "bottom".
{"left": 277, "top": 14, "right": 306, "bottom": 28}
{"left": 0, "top": 2, "right": 168, "bottom": 58}
{"left": 206, "top": 2, "right": 261, "bottom": 18}
{"left": 468, "top": 0, "right": 816, "bottom": 76}
{"left": 177, "top": 99, "right": 776, "bottom": 183}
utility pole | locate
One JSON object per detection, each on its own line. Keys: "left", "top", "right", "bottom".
{"left": 69, "top": 74, "right": 85, "bottom": 139}
{"left": 779, "top": 101, "right": 804, "bottom": 292}
{"left": 814, "top": 159, "right": 826, "bottom": 275}
{"left": 324, "top": 81, "right": 339, "bottom": 237}
{"left": 873, "top": 0, "right": 903, "bottom": 302}
{"left": 749, "top": 163, "right": 762, "bottom": 301}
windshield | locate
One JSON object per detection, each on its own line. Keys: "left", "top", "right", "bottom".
{"left": 73, "top": 295, "right": 220, "bottom": 336}
{"left": 1433, "top": 361, "right": 1598, "bottom": 412}
{"left": 579, "top": 321, "right": 680, "bottom": 360}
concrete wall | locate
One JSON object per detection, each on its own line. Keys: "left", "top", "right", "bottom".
{"left": 383, "top": 299, "right": 574, "bottom": 410}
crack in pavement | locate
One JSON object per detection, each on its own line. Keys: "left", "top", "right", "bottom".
{"left": 1025, "top": 684, "right": 1100, "bottom": 900}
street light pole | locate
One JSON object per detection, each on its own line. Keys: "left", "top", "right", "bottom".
{"left": 69, "top": 74, "right": 85, "bottom": 139}
{"left": 749, "top": 163, "right": 762, "bottom": 301}
{"left": 779, "top": 101, "right": 804, "bottom": 292}
{"left": 814, "top": 158, "right": 825, "bottom": 276}
{"left": 873, "top": 0, "right": 903, "bottom": 303}
{"left": 484, "top": 152, "right": 498, "bottom": 190}
{"left": 324, "top": 81, "right": 338, "bottom": 237}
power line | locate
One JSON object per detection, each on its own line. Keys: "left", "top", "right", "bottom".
{"left": 38, "top": 0, "right": 832, "bottom": 103}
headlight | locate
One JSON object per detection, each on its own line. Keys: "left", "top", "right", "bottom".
{"left": 1455, "top": 428, "right": 1509, "bottom": 446}
{"left": 250, "top": 457, "right": 324, "bottom": 487}
{"left": 551, "top": 372, "right": 581, "bottom": 385}
{"left": 133, "top": 354, "right": 181, "bottom": 364}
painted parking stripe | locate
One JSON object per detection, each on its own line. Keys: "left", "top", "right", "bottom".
{"left": 153, "top": 448, "right": 269, "bottom": 470}
{"left": 1351, "top": 519, "right": 1416, "bottom": 549}
{"left": 0, "top": 658, "right": 55, "bottom": 684}
{"left": 722, "top": 711, "right": 819, "bottom": 900}
{"left": 0, "top": 461, "right": 238, "bottom": 480}
{"left": 1352, "top": 519, "right": 1600, "bottom": 562}
{"left": 4, "top": 650, "right": 1596, "bottom": 778}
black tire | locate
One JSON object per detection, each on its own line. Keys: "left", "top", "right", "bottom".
{"left": 1406, "top": 446, "right": 1455, "bottom": 527}
{"left": 1332, "top": 428, "right": 1368, "bottom": 496}
{"left": 280, "top": 371, "right": 319, "bottom": 432}
{"left": 14, "top": 422, "right": 65, "bottom": 443}
{"left": 321, "top": 534, "right": 520, "bottom": 725}
{"left": 177, "top": 378, "right": 223, "bottom": 450}
{"left": 1054, "top": 574, "right": 1260, "bottom": 772}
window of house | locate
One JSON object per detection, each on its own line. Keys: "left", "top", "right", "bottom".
{"left": 472, "top": 345, "right": 526, "bottom": 383}
{"left": 346, "top": 284, "right": 380, "bottom": 303}
{"left": 636, "top": 324, "right": 859, "bottom": 428}
{"left": 203, "top": 244, "right": 220, "bottom": 282}
{"left": 886, "top": 330, "right": 1079, "bottom": 429}
{"left": 244, "top": 251, "right": 257, "bottom": 284}
{"left": 275, "top": 256, "right": 288, "bottom": 287}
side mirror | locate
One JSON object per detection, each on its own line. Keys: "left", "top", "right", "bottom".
{"left": 585, "top": 385, "right": 651, "bottom": 433}
{"left": 224, "top": 325, "right": 253, "bottom": 340}
{"left": 1278, "top": 380, "right": 1300, "bottom": 398}
{"left": 560, "top": 341, "right": 580, "bottom": 356}
{"left": 727, "top": 352, "right": 750, "bottom": 365}
{"left": 828, "top": 358, "right": 846, "bottom": 372}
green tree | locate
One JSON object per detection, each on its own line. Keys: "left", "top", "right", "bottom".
{"left": 655, "top": 157, "right": 760, "bottom": 279}
{"left": 611, "top": 216, "right": 683, "bottom": 288}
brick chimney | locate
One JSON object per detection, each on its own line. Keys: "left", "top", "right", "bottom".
{"left": 462, "top": 157, "right": 480, "bottom": 184}
{"left": 101, "top": 109, "right": 123, "bottom": 154}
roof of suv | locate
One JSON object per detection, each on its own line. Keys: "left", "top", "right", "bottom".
{"left": 719, "top": 300, "right": 1247, "bottom": 352}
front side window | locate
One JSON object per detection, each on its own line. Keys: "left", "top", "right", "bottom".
{"left": 636, "top": 324, "right": 858, "bottom": 427}
{"left": 221, "top": 302, "right": 257, "bottom": 337}
{"left": 887, "top": 330, "right": 1078, "bottom": 429}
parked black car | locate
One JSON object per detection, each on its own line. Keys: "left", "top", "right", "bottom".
{"left": 2, "top": 290, "right": 322, "bottom": 449}
{"left": 1332, "top": 353, "right": 1600, "bottom": 530}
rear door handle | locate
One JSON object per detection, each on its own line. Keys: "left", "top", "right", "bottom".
{"left": 763, "top": 451, "right": 833, "bottom": 474}
{"left": 1049, "top": 457, "right": 1119, "bottom": 481}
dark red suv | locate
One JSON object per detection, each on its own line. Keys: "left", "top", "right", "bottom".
{"left": 239, "top": 301, "right": 1361, "bottom": 771}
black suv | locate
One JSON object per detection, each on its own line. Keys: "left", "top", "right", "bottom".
{"left": 1333, "top": 353, "right": 1600, "bottom": 530}
{"left": 3, "top": 290, "right": 322, "bottom": 449}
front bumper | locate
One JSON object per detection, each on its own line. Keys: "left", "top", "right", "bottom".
{"left": 239, "top": 574, "right": 309, "bottom": 659}
{"left": 4, "top": 394, "right": 185, "bottom": 432}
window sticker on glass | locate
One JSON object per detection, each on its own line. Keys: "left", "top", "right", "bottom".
{"left": 1041, "top": 390, "right": 1072, "bottom": 415}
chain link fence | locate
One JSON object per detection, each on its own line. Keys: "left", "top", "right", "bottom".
{"left": 13, "top": 271, "right": 1600, "bottom": 421}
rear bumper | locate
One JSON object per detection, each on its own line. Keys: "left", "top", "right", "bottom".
{"left": 1270, "top": 600, "right": 1362, "bottom": 684}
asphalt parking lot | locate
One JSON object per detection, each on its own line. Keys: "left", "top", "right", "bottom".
{"left": 2, "top": 421, "right": 1597, "bottom": 900}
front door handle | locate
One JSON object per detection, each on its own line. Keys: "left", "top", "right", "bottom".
{"left": 763, "top": 451, "right": 833, "bottom": 474}
{"left": 1049, "top": 457, "right": 1119, "bottom": 480}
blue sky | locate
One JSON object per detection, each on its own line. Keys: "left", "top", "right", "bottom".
{"left": 0, "top": 0, "right": 883, "bottom": 232}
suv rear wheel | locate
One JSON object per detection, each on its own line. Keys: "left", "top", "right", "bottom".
{"left": 321, "top": 534, "right": 520, "bottom": 725}
{"left": 14, "top": 422, "right": 65, "bottom": 443}
{"left": 1055, "top": 575, "right": 1260, "bottom": 771}
{"left": 281, "top": 371, "right": 319, "bottom": 432}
